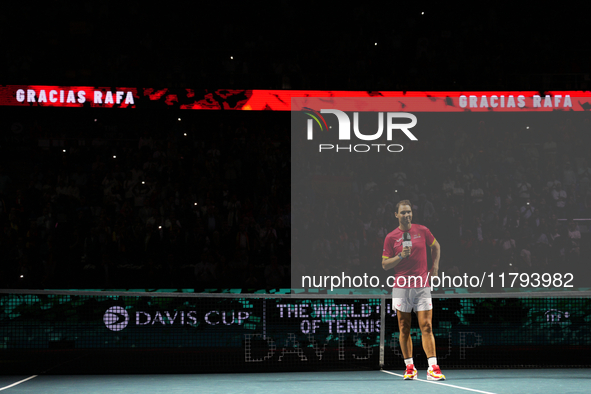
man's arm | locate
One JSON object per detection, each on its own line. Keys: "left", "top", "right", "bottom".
{"left": 429, "top": 239, "right": 440, "bottom": 277}
{"left": 382, "top": 246, "right": 411, "bottom": 270}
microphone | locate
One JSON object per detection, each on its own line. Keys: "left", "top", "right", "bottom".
{"left": 403, "top": 232, "right": 412, "bottom": 248}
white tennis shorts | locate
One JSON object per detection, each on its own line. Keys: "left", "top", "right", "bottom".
{"left": 392, "top": 287, "right": 432, "bottom": 313}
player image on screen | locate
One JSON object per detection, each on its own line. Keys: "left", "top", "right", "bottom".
{"left": 381, "top": 200, "right": 445, "bottom": 381}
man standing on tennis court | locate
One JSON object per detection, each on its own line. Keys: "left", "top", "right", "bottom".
{"left": 381, "top": 200, "right": 445, "bottom": 381}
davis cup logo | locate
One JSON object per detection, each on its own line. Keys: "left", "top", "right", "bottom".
{"left": 103, "top": 306, "right": 129, "bottom": 331}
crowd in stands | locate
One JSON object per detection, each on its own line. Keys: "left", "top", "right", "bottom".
{"left": 0, "top": 110, "right": 290, "bottom": 289}
{"left": 1, "top": 109, "right": 590, "bottom": 291}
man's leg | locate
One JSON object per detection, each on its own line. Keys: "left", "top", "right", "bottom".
{"left": 417, "top": 309, "right": 435, "bottom": 358}
{"left": 397, "top": 310, "right": 413, "bottom": 358}
{"left": 418, "top": 308, "right": 445, "bottom": 380}
{"left": 397, "top": 308, "right": 418, "bottom": 380}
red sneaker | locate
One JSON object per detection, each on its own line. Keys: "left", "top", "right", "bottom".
{"left": 404, "top": 364, "right": 418, "bottom": 380}
{"left": 427, "top": 364, "right": 446, "bottom": 381}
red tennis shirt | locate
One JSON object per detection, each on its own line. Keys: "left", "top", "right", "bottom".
{"left": 382, "top": 224, "right": 436, "bottom": 288}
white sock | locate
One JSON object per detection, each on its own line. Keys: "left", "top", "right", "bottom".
{"left": 404, "top": 358, "right": 414, "bottom": 366}
{"left": 428, "top": 357, "right": 437, "bottom": 368}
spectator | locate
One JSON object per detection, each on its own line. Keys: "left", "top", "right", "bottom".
{"left": 516, "top": 175, "right": 532, "bottom": 204}
{"left": 566, "top": 219, "right": 581, "bottom": 264}
{"left": 551, "top": 181, "right": 567, "bottom": 216}
{"left": 259, "top": 219, "right": 278, "bottom": 257}
{"left": 549, "top": 226, "right": 565, "bottom": 267}
{"left": 236, "top": 224, "right": 250, "bottom": 252}
{"left": 500, "top": 230, "right": 516, "bottom": 267}
{"left": 452, "top": 175, "right": 465, "bottom": 203}
{"left": 264, "top": 255, "right": 285, "bottom": 289}
{"left": 535, "top": 224, "right": 550, "bottom": 267}
{"left": 470, "top": 180, "right": 484, "bottom": 214}
{"left": 520, "top": 199, "right": 535, "bottom": 220}
{"left": 473, "top": 217, "right": 484, "bottom": 242}
{"left": 442, "top": 175, "right": 455, "bottom": 198}
{"left": 419, "top": 193, "right": 436, "bottom": 224}
{"left": 519, "top": 243, "right": 532, "bottom": 272}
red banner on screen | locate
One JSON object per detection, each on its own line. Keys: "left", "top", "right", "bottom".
{"left": 2, "top": 85, "right": 591, "bottom": 111}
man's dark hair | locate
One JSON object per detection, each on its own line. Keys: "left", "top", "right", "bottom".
{"left": 395, "top": 200, "right": 412, "bottom": 213}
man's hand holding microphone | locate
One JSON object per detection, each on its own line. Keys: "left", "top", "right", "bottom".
{"left": 400, "top": 232, "right": 412, "bottom": 259}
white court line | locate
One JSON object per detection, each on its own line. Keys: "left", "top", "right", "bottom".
{"left": 0, "top": 375, "right": 38, "bottom": 391}
{"left": 381, "top": 370, "right": 498, "bottom": 394}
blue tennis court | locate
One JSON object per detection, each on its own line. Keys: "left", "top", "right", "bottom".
{"left": 2, "top": 370, "right": 590, "bottom": 394}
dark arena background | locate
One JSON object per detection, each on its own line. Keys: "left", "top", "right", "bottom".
{"left": 1, "top": 3, "right": 591, "bottom": 394}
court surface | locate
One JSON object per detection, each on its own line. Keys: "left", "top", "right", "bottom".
{"left": 1, "top": 370, "right": 590, "bottom": 394}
